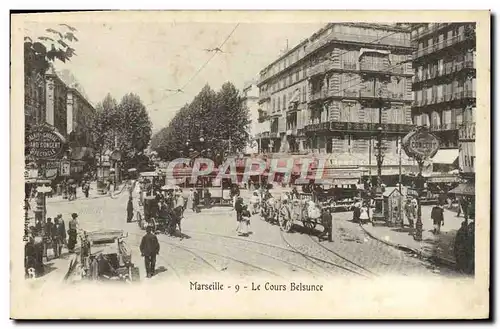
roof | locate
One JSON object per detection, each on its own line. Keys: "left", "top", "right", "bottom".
{"left": 383, "top": 187, "right": 402, "bottom": 197}
{"left": 87, "top": 229, "right": 124, "bottom": 244}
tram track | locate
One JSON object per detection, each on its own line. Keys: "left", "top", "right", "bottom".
{"left": 184, "top": 229, "right": 373, "bottom": 278}
{"left": 128, "top": 232, "right": 283, "bottom": 278}
{"left": 306, "top": 235, "right": 380, "bottom": 278}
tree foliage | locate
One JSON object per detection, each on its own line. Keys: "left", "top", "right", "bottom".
{"left": 24, "top": 24, "right": 78, "bottom": 74}
{"left": 91, "top": 93, "right": 153, "bottom": 169}
{"left": 151, "top": 82, "right": 250, "bottom": 162}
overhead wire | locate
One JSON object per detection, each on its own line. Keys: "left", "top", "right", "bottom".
{"left": 146, "top": 23, "right": 240, "bottom": 107}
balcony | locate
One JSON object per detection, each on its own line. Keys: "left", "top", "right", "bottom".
{"left": 343, "top": 62, "right": 357, "bottom": 70}
{"left": 414, "top": 23, "right": 452, "bottom": 40}
{"left": 329, "top": 121, "right": 414, "bottom": 133}
{"left": 304, "top": 122, "right": 330, "bottom": 133}
{"left": 359, "top": 64, "right": 390, "bottom": 73}
{"left": 307, "top": 62, "right": 330, "bottom": 77}
{"left": 309, "top": 89, "right": 328, "bottom": 102}
{"left": 429, "top": 122, "right": 459, "bottom": 132}
{"left": 343, "top": 90, "right": 359, "bottom": 98}
{"left": 458, "top": 122, "right": 476, "bottom": 141}
{"left": 413, "top": 33, "right": 471, "bottom": 60}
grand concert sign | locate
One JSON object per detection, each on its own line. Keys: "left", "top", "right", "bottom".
{"left": 402, "top": 127, "right": 440, "bottom": 160}
{"left": 26, "top": 124, "right": 66, "bottom": 160}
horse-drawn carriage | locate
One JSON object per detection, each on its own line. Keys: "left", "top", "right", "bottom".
{"left": 277, "top": 193, "right": 326, "bottom": 233}
{"left": 67, "top": 229, "right": 140, "bottom": 283}
{"left": 136, "top": 185, "right": 183, "bottom": 235}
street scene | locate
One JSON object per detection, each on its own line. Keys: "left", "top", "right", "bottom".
{"left": 22, "top": 18, "right": 477, "bottom": 286}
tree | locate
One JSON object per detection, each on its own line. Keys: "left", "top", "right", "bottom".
{"left": 116, "top": 93, "right": 153, "bottom": 167}
{"left": 24, "top": 24, "right": 78, "bottom": 73}
{"left": 151, "top": 82, "right": 250, "bottom": 162}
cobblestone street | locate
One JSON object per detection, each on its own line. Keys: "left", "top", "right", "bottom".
{"left": 38, "top": 185, "right": 459, "bottom": 284}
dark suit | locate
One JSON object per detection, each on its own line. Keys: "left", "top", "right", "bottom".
{"left": 140, "top": 232, "right": 160, "bottom": 277}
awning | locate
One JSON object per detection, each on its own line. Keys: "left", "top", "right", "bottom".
{"left": 359, "top": 48, "right": 391, "bottom": 59}
{"left": 449, "top": 182, "right": 475, "bottom": 196}
{"left": 431, "top": 149, "right": 459, "bottom": 165}
{"left": 426, "top": 174, "right": 461, "bottom": 183}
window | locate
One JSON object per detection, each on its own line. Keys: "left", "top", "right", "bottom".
{"left": 295, "top": 70, "right": 299, "bottom": 81}
{"left": 302, "top": 85, "right": 307, "bottom": 102}
{"left": 283, "top": 94, "right": 286, "bottom": 109}
{"left": 277, "top": 97, "right": 280, "bottom": 111}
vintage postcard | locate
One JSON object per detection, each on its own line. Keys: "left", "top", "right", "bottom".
{"left": 10, "top": 10, "right": 490, "bottom": 319}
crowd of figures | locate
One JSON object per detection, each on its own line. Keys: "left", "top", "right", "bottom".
{"left": 24, "top": 212, "right": 80, "bottom": 278}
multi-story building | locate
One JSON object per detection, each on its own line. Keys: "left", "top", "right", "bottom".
{"left": 67, "top": 87, "right": 96, "bottom": 146}
{"left": 411, "top": 23, "right": 476, "bottom": 173}
{"left": 45, "top": 66, "right": 68, "bottom": 137}
{"left": 24, "top": 46, "right": 47, "bottom": 132}
{"left": 241, "top": 79, "right": 260, "bottom": 154}
{"left": 256, "top": 23, "right": 416, "bottom": 179}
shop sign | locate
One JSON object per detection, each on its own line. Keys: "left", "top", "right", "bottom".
{"left": 402, "top": 127, "right": 440, "bottom": 160}
{"left": 26, "top": 124, "right": 65, "bottom": 160}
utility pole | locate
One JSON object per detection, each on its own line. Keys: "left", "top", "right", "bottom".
{"left": 374, "top": 78, "right": 384, "bottom": 189}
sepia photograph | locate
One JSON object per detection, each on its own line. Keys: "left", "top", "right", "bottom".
{"left": 10, "top": 10, "right": 490, "bottom": 319}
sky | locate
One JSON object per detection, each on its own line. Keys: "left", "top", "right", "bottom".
{"left": 24, "top": 17, "right": 324, "bottom": 132}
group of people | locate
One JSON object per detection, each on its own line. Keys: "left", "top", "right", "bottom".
{"left": 352, "top": 200, "right": 374, "bottom": 225}
{"left": 25, "top": 212, "right": 80, "bottom": 278}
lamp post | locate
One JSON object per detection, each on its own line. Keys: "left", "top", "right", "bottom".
{"left": 401, "top": 126, "right": 440, "bottom": 242}
{"left": 414, "top": 158, "right": 425, "bottom": 241}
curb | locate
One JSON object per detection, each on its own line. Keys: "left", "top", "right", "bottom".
{"left": 359, "top": 223, "right": 456, "bottom": 269}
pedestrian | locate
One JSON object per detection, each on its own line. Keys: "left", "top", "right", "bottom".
{"left": 127, "top": 195, "right": 134, "bottom": 223}
{"left": 193, "top": 189, "right": 200, "bottom": 213}
{"left": 352, "top": 202, "right": 361, "bottom": 223}
{"left": 187, "top": 188, "right": 194, "bottom": 212}
{"left": 404, "top": 198, "right": 415, "bottom": 228}
{"left": 235, "top": 196, "right": 244, "bottom": 232}
{"left": 238, "top": 204, "right": 251, "bottom": 236}
{"left": 431, "top": 204, "right": 444, "bottom": 234}
{"left": 67, "top": 213, "right": 79, "bottom": 253}
{"left": 55, "top": 214, "right": 66, "bottom": 247}
{"left": 319, "top": 207, "right": 333, "bottom": 242}
{"left": 82, "top": 181, "right": 90, "bottom": 198}
{"left": 360, "top": 203, "right": 370, "bottom": 225}
{"left": 454, "top": 220, "right": 469, "bottom": 273}
{"left": 466, "top": 220, "right": 475, "bottom": 275}
{"left": 51, "top": 217, "right": 64, "bottom": 258}
{"left": 140, "top": 225, "right": 160, "bottom": 278}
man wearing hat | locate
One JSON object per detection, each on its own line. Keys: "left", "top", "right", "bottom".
{"left": 67, "top": 213, "right": 79, "bottom": 253}
{"left": 52, "top": 215, "right": 66, "bottom": 258}
{"left": 140, "top": 225, "right": 160, "bottom": 278}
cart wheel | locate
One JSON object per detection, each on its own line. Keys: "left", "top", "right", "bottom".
{"left": 278, "top": 208, "right": 293, "bottom": 233}
{"left": 303, "top": 219, "right": 316, "bottom": 231}
{"left": 151, "top": 219, "right": 158, "bottom": 233}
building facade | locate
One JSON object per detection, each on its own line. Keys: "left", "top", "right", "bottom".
{"left": 24, "top": 46, "right": 47, "bottom": 132}
{"left": 67, "top": 87, "right": 96, "bottom": 146}
{"left": 45, "top": 66, "right": 68, "bottom": 138}
{"left": 256, "top": 23, "right": 416, "bottom": 176}
{"left": 241, "top": 79, "right": 260, "bottom": 154}
{"left": 411, "top": 23, "right": 476, "bottom": 173}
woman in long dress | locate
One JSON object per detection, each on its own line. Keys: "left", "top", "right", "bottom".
{"left": 187, "top": 188, "right": 194, "bottom": 211}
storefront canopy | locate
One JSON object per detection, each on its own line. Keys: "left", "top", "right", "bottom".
{"left": 449, "top": 182, "right": 475, "bottom": 196}
{"left": 431, "top": 149, "right": 459, "bottom": 165}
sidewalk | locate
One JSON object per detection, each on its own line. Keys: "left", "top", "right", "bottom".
{"left": 360, "top": 206, "right": 466, "bottom": 268}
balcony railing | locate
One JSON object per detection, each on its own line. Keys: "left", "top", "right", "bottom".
{"left": 414, "top": 23, "right": 452, "bottom": 39}
{"left": 310, "top": 89, "right": 329, "bottom": 101}
{"left": 343, "top": 62, "right": 357, "bottom": 70}
{"left": 413, "top": 33, "right": 471, "bottom": 59}
{"left": 359, "top": 64, "right": 390, "bottom": 72}
{"left": 304, "top": 121, "right": 414, "bottom": 134}
{"left": 458, "top": 122, "right": 476, "bottom": 140}
{"left": 429, "top": 122, "right": 459, "bottom": 131}
{"left": 307, "top": 62, "right": 330, "bottom": 77}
